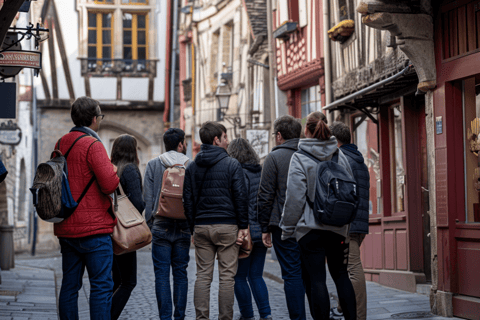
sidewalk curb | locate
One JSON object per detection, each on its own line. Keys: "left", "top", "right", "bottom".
{"left": 16, "top": 263, "right": 60, "bottom": 317}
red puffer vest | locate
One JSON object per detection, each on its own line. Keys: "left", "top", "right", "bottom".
{"left": 53, "top": 131, "right": 119, "bottom": 238}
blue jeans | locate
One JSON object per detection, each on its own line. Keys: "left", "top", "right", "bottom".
{"left": 271, "top": 227, "right": 306, "bottom": 320}
{"left": 59, "top": 234, "right": 113, "bottom": 320}
{"left": 234, "top": 243, "right": 271, "bottom": 319}
{"left": 152, "top": 219, "right": 191, "bottom": 320}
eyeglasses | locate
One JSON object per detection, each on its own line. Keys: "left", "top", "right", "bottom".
{"left": 97, "top": 114, "right": 105, "bottom": 120}
{"left": 271, "top": 132, "right": 278, "bottom": 137}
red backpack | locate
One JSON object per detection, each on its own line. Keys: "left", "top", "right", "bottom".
{"left": 156, "top": 164, "right": 187, "bottom": 219}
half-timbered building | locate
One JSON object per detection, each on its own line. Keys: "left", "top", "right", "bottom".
{"left": 178, "top": 0, "right": 272, "bottom": 158}
{"left": 31, "top": 0, "right": 166, "bottom": 250}
{"left": 272, "top": 0, "right": 325, "bottom": 120}
{"left": 323, "top": 0, "right": 436, "bottom": 299}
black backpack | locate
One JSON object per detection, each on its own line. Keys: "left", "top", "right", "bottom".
{"left": 298, "top": 150, "right": 359, "bottom": 227}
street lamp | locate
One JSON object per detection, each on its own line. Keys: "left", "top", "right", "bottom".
{"left": 215, "top": 79, "right": 231, "bottom": 120}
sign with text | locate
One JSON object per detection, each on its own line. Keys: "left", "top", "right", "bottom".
{"left": 0, "top": 121, "right": 21, "bottom": 145}
{"left": 0, "top": 51, "right": 41, "bottom": 69}
{"left": 246, "top": 130, "right": 269, "bottom": 159}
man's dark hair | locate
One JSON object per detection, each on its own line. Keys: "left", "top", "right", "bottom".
{"left": 71, "top": 96, "right": 100, "bottom": 127}
{"left": 273, "top": 115, "right": 302, "bottom": 140}
{"left": 163, "top": 128, "right": 186, "bottom": 152}
{"left": 199, "top": 121, "right": 226, "bottom": 145}
{"left": 330, "top": 121, "right": 351, "bottom": 145}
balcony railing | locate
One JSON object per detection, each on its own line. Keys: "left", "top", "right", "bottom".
{"left": 80, "top": 58, "right": 157, "bottom": 77}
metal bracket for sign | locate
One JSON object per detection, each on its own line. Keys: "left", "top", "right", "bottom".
{"left": 4, "top": 23, "right": 49, "bottom": 53}
{"left": 0, "top": 120, "right": 22, "bottom": 146}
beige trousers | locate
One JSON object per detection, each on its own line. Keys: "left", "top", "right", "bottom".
{"left": 193, "top": 224, "right": 239, "bottom": 320}
{"left": 348, "top": 233, "right": 367, "bottom": 320}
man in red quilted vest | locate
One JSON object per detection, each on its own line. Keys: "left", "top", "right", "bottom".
{"left": 55, "top": 96, "right": 119, "bottom": 320}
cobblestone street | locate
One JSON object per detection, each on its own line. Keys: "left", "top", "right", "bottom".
{"left": 1, "top": 246, "right": 461, "bottom": 320}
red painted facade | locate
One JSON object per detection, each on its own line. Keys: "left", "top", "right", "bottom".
{"left": 433, "top": 1, "right": 480, "bottom": 318}
{"left": 273, "top": 0, "right": 325, "bottom": 117}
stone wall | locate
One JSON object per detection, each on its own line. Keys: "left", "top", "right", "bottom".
{"left": 36, "top": 107, "right": 164, "bottom": 251}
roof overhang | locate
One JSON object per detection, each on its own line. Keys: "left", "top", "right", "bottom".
{"left": 323, "top": 65, "right": 418, "bottom": 124}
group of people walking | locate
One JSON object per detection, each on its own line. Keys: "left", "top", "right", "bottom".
{"left": 53, "top": 96, "right": 370, "bottom": 320}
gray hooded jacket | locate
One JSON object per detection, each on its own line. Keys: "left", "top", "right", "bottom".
{"left": 280, "top": 137, "right": 353, "bottom": 242}
{"left": 143, "top": 151, "right": 190, "bottom": 224}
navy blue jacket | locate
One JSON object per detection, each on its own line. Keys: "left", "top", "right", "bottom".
{"left": 242, "top": 163, "right": 263, "bottom": 243}
{"left": 183, "top": 144, "right": 248, "bottom": 233}
{"left": 340, "top": 144, "right": 370, "bottom": 234}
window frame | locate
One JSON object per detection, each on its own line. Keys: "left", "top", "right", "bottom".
{"left": 87, "top": 10, "right": 115, "bottom": 61}
{"left": 79, "top": 0, "right": 156, "bottom": 76}
{"left": 122, "top": 11, "right": 149, "bottom": 61}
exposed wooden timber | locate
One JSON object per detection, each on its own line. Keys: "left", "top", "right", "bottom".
{"left": 51, "top": 0, "right": 75, "bottom": 101}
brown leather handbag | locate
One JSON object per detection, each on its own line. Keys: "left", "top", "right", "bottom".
{"left": 239, "top": 227, "right": 253, "bottom": 259}
{"left": 112, "top": 185, "right": 152, "bottom": 255}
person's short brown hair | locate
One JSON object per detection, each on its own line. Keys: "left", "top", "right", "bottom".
{"left": 330, "top": 121, "right": 351, "bottom": 145}
{"left": 273, "top": 115, "right": 302, "bottom": 140}
{"left": 71, "top": 96, "right": 100, "bottom": 127}
{"left": 199, "top": 121, "right": 227, "bottom": 145}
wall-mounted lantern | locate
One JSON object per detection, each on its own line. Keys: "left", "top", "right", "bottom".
{"left": 216, "top": 79, "right": 231, "bottom": 121}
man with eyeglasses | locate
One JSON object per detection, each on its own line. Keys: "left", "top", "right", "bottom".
{"left": 55, "top": 96, "right": 119, "bottom": 320}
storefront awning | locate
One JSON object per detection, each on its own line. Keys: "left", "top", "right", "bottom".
{"left": 323, "top": 65, "right": 418, "bottom": 123}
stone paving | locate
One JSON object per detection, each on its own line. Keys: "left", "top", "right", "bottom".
{"left": 0, "top": 246, "right": 465, "bottom": 320}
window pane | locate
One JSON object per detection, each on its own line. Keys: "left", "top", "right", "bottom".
{"left": 462, "top": 77, "right": 480, "bottom": 223}
{"left": 137, "top": 15, "right": 146, "bottom": 28}
{"left": 102, "top": 30, "right": 111, "bottom": 44}
{"left": 88, "top": 46, "right": 97, "bottom": 58}
{"left": 103, "top": 46, "right": 111, "bottom": 59}
{"left": 123, "top": 13, "right": 133, "bottom": 28}
{"left": 138, "top": 47, "right": 146, "bottom": 60}
{"left": 354, "top": 116, "right": 379, "bottom": 215}
{"left": 301, "top": 88, "right": 308, "bottom": 104}
{"left": 124, "top": 47, "right": 132, "bottom": 60}
{"left": 391, "top": 106, "right": 405, "bottom": 213}
{"left": 137, "top": 31, "right": 146, "bottom": 45}
{"left": 123, "top": 30, "right": 132, "bottom": 45}
{"left": 88, "top": 30, "right": 97, "bottom": 44}
{"left": 88, "top": 13, "right": 96, "bottom": 27}
{"left": 102, "top": 13, "right": 112, "bottom": 28}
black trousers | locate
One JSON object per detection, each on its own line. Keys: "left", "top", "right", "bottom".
{"left": 111, "top": 251, "right": 137, "bottom": 320}
{"left": 298, "top": 230, "right": 356, "bottom": 320}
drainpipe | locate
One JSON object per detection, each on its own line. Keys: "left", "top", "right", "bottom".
{"left": 266, "top": 0, "right": 276, "bottom": 140}
{"left": 323, "top": 0, "right": 332, "bottom": 123}
{"left": 169, "top": 0, "right": 179, "bottom": 126}
{"left": 31, "top": 84, "right": 38, "bottom": 256}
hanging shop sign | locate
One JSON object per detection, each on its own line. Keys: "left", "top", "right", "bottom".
{"left": 0, "top": 121, "right": 22, "bottom": 146}
{"left": 0, "top": 50, "right": 41, "bottom": 77}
